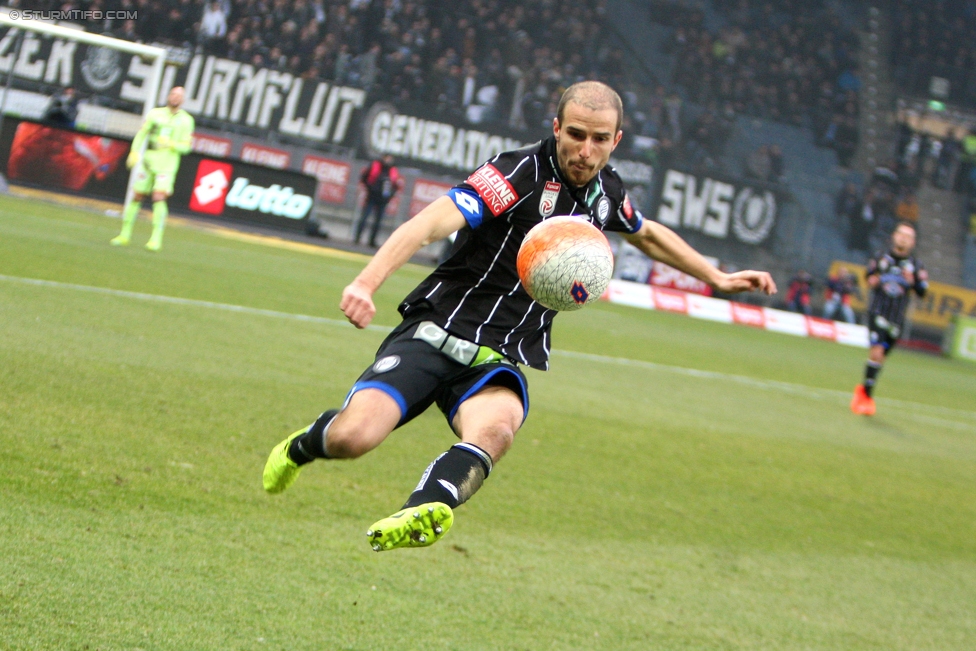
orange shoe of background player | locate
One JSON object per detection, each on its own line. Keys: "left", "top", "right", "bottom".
{"left": 850, "top": 384, "right": 876, "bottom": 416}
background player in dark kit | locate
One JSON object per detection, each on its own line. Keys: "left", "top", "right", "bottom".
{"left": 851, "top": 222, "right": 928, "bottom": 416}
{"left": 263, "top": 81, "right": 777, "bottom": 551}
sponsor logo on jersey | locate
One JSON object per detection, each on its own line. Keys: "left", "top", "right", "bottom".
{"left": 189, "top": 160, "right": 233, "bottom": 214}
{"left": 467, "top": 164, "right": 518, "bottom": 216}
{"left": 539, "top": 181, "right": 560, "bottom": 217}
{"left": 372, "top": 355, "right": 400, "bottom": 373}
{"left": 596, "top": 196, "right": 612, "bottom": 224}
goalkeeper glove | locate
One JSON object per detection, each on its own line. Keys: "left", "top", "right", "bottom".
{"left": 126, "top": 150, "right": 139, "bottom": 169}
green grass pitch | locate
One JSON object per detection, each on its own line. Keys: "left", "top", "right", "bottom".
{"left": 1, "top": 194, "right": 975, "bottom": 650}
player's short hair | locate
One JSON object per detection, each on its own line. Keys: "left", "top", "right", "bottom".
{"left": 556, "top": 81, "right": 623, "bottom": 133}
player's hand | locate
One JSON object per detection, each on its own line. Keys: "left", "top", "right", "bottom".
{"left": 126, "top": 151, "right": 139, "bottom": 169}
{"left": 340, "top": 281, "right": 376, "bottom": 329}
{"left": 715, "top": 270, "right": 777, "bottom": 295}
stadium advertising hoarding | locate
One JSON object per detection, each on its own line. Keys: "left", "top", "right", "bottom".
{"left": 170, "top": 155, "right": 317, "bottom": 232}
{"left": 831, "top": 260, "right": 976, "bottom": 330}
{"left": 360, "top": 102, "right": 524, "bottom": 173}
{"left": 653, "top": 168, "right": 780, "bottom": 246}
{"left": 944, "top": 315, "right": 976, "bottom": 362}
{"left": 0, "top": 117, "right": 130, "bottom": 200}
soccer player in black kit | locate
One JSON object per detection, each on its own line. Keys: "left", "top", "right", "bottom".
{"left": 850, "top": 222, "right": 928, "bottom": 416}
{"left": 263, "top": 81, "right": 777, "bottom": 551}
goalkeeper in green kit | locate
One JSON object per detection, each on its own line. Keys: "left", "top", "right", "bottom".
{"left": 111, "top": 87, "right": 195, "bottom": 251}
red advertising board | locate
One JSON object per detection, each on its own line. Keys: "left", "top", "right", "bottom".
{"left": 649, "top": 261, "right": 713, "bottom": 296}
{"left": 805, "top": 316, "right": 838, "bottom": 341}
{"left": 191, "top": 133, "right": 232, "bottom": 157}
{"left": 652, "top": 287, "right": 689, "bottom": 313}
{"left": 410, "top": 179, "right": 453, "bottom": 217}
{"left": 731, "top": 302, "right": 766, "bottom": 328}
{"left": 240, "top": 143, "right": 290, "bottom": 169}
{"left": 302, "top": 154, "right": 351, "bottom": 204}
{"left": 188, "top": 159, "right": 233, "bottom": 214}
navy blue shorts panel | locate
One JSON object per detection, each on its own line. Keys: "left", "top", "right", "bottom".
{"left": 348, "top": 324, "right": 529, "bottom": 429}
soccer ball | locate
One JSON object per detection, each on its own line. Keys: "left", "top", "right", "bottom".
{"left": 517, "top": 216, "right": 614, "bottom": 311}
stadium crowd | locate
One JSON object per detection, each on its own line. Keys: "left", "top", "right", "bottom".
{"left": 657, "top": 0, "right": 861, "bottom": 165}
{"left": 21, "top": 0, "right": 633, "bottom": 134}
{"left": 891, "top": 0, "right": 976, "bottom": 108}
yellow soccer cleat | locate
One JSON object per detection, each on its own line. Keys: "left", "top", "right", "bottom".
{"left": 262, "top": 428, "right": 307, "bottom": 494}
{"left": 366, "top": 502, "right": 453, "bottom": 552}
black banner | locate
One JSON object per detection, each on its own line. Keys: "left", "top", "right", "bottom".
{"left": 0, "top": 117, "right": 131, "bottom": 200}
{"left": 170, "top": 155, "right": 317, "bottom": 232}
{"left": 0, "top": 27, "right": 143, "bottom": 102}
{"left": 651, "top": 168, "right": 782, "bottom": 246}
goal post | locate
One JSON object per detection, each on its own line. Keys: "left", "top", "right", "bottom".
{"left": 0, "top": 12, "right": 168, "bottom": 206}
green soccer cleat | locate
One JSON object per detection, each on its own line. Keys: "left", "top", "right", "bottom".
{"left": 262, "top": 427, "right": 308, "bottom": 494}
{"left": 145, "top": 236, "right": 162, "bottom": 252}
{"left": 366, "top": 502, "right": 454, "bottom": 552}
{"left": 110, "top": 234, "right": 130, "bottom": 246}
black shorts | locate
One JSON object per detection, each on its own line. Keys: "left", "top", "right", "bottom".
{"left": 346, "top": 318, "right": 529, "bottom": 430}
{"left": 868, "top": 313, "right": 900, "bottom": 352}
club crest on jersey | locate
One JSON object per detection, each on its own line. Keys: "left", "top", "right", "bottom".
{"left": 539, "top": 181, "right": 561, "bottom": 217}
{"left": 596, "top": 196, "right": 612, "bottom": 224}
{"left": 467, "top": 164, "right": 518, "bottom": 216}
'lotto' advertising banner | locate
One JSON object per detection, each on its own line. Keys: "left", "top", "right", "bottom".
{"left": 171, "top": 155, "right": 317, "bottom": 231}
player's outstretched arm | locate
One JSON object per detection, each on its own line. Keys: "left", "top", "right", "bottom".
{"left": 341, "top": 196, "right": 467, "bottom": 328}
{"left": 624, "top": 219, "right": 777, "bottom": 295}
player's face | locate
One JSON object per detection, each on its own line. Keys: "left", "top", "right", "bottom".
{"left": 167, "top": 87, "right": 185, "bottom": 109}
{"left": 891, "top": 225, "right": 916, "bottom": 256}
{"left": 553, "top": 103, "right": 622, "bottom": 188}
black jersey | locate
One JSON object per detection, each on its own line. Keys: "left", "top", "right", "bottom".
{"left": 865, "top": 249, "right": 928, "bottom": 328}
{"left": 398, "top": 136, "right": 644, "bottom": 370}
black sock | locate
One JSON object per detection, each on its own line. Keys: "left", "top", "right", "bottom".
{"left": 863, "top": 361, "right": 882, "bottom": 397}
{"left": 287, "top": 409, "right": 338, "bottom": 466}
{"left": 403, "top": 443, "right": 493, "bottom": 509}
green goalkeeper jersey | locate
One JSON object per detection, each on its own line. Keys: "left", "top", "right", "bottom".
{"left": 132, "top": 107, "right": 195, "bottom": 173}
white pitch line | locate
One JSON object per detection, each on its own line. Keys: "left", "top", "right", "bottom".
{"left": 4, "top": 273, "right": 974, "bottom": 427}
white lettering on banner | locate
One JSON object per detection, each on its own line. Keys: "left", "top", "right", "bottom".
{"left": 364, "top": 104, "right": 522, "bottom": 171}
{"left": 44, "top": 39, "right": 76, "bottom": 85}
{"left": 224, "top": 178, "right": 313, "bottom": 219}
{"left": 656, "top": 170, "right": 775, "bottom": 245}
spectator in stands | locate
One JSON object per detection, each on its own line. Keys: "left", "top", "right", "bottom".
{"left": 786, "top": 270, "right": 813, "bottom": 316}
{"left": 42, "top": 87, "right": 79, "bottom": 127}
{"left": 823, "top": 266, "right": 857, "bottom": 323}
{"left": 354, "top": 154, "right": 403, "bottom": 249}
{"left": 934, "top": 128, "right": 962, "bottom": 189}
{"left": 768, "top": 144, "right": 784, "bottom": 183}
{"left": 199, "top": 1, "right": 228, "bottom": 55}
{"left": 849, "top": 188, "right": 876, "bottom": 252}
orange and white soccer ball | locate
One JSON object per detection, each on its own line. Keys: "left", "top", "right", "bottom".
{"left": 516, "top": 216, "right": 614, "bottom": 311}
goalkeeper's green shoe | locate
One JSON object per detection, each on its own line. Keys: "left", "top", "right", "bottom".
{"left": 366, "top": 502, "right": 453, "bottom": 552}
{"left": 145, "top": 236, "right": 162, "bottom": 252}
{"left": 262, "top": 428, "right": 307, "bottom": 494}
{"left": 110, "top": 234, "right": 130, "bottom": 246}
